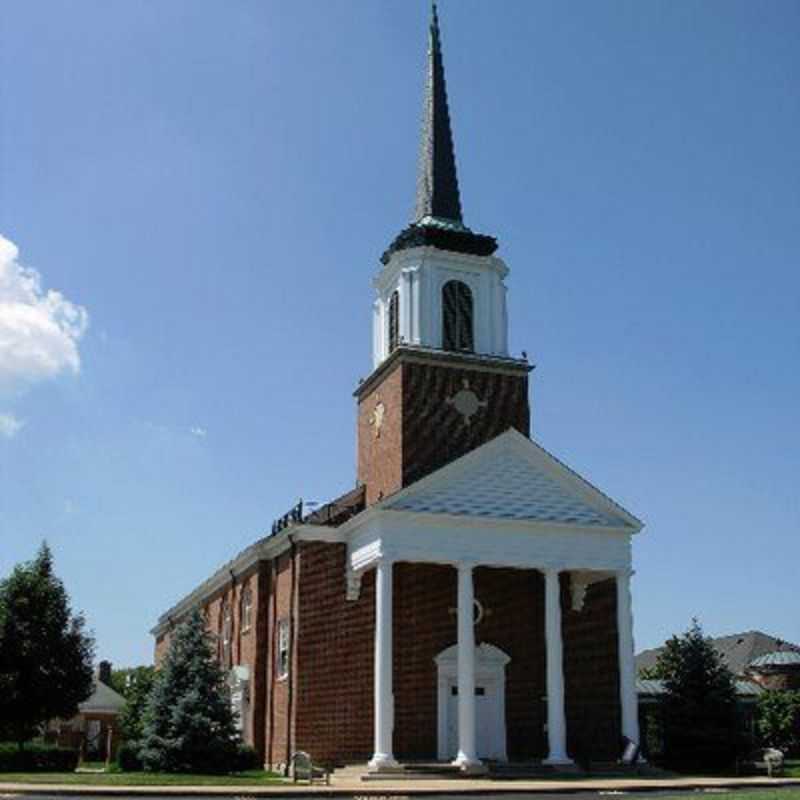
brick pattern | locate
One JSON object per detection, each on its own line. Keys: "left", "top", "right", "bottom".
{"left": 562, "top": 575, "right": 621, "bottom": 762}
{"left": 265, "top": 550, "right": 296, "bottom": 768}
{"left": 474, "top": 566, "right": 548, "bottom": 759}
{"left": 357, "top": 363, "right": 403, "bottom": 505}
{"left": 357, "top": 353, "right": 530, "bottom": 506}
{"left": 294, "top": 542, "right": 375, "bottom": 765}
{"left": 402, "top": 361, "right": 530, "bottom": 488}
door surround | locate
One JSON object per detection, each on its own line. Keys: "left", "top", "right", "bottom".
{"left": 434, "top": 642, "right": 510, "bottom": 761}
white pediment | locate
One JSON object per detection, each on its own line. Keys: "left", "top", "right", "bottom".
{"left": 384, "top": 429, "right": 642, "bottom": 532}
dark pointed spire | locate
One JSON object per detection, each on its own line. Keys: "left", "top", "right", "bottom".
{"left": 380, "top": 3, "right": 498, "bottom": 264}
{"left": 414, "top": 2, "right": 463, "bottom": 224}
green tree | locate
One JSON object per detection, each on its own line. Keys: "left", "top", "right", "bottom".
{"left": 654, "top": 619, "right": 739, "bottom": 770}
{"left": 110, "top": 666, "right": 157, "bottom": 742}
{"left": 757, "top": 690, "right": 799, "bottom": 753}
{"left": 138, "top": 610, "right": 240, "bottom": 773}
{"left": 0, "top": 543, "right": 95, "bottom": 749}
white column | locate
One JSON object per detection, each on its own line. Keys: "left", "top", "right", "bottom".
{"left": 399, "top": 269, "right": 412, "bottom": 345}
{"left": 616, "top": 569, "right": 640, "bottom": 747}
{"left": 369, "top": 558, "right": 397, "bottom": 770}
{"left": 410, "top": 267, "right": 420, "bottom": 344}
{"left": 454, "top": 563, "right": 481, "bottom": 770}
{"left": 543, "top": 568, "right": 572, "bottom": 765}
{"left": 372, "top": 299, "right": 382, "bottom": 367}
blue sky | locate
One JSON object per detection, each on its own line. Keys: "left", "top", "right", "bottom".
{"left": 1, "top": 0, "right": 798, "bottom": 667}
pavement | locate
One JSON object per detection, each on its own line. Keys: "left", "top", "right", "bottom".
{"left": 0, "top": 776, "right": 799, "bottom": 797}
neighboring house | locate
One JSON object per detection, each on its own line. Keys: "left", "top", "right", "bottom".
{"left": 637, "top": 630, "right": 800, "bottom": 687}
{"left": 45, "top": 661, "right": 125, "bottom": 761}
{"left": 152, "top": 5, "right": 646, "bottom": 772}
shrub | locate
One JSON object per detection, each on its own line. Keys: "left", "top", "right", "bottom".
{"left": 233, "top": 744, "right": 260, "bottom": 772}
{"left": 0, "top": 742, "right": 79, "bottom": 772}
{"left": 115, "top": 741, "right": 143, "bottom": 772}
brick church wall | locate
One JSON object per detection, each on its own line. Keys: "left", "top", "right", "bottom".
{"left": 265, "top": 549, "right": 296, "bottom": 768}
{"left": 393, "top": 562, "right": 457, "bottom": 759}
{"left": 294, "top": 542, "right": 375, "bottom": 765}
{"left": 474, "top": 566, "right": 548, "bottom": 759}
{"left": 357, "top": 362, "right": 403, "bottom": 505}
{"left": 561, "top": 575, "right": 621, "bottom": 763}
{"left": 401, "top": 360, "right": 530, "bottom": 488}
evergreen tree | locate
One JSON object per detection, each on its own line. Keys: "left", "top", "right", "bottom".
{"left": 0, "top": 543, "right": 95, "bottom": 748}
{"left": 139, "top": 610, "right": 240, "bottom": 773}
{"left": 655, "top": 619, "right": 740, "bottom": 770}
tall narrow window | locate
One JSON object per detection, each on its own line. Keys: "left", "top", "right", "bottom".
{"left": 240, "top": 585, "right": 253, "bottom": 632}
{"left": 277, "top": 619, "right": 290, "bottom": 679}
{"left": 442, "top": 280, "right": 474, "bottom": 352}
{"left": 388, "top": 290, "right": 400, "bottom": 353}
{"left": 221, "top": 600, "right": 233, "bottom": 668}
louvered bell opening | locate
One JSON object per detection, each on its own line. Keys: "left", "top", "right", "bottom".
{"left": 442, "top": 280, "right": 474, "bottom": 353}
{"left": 388, "top": 290, "right": 400, "bottom": 352}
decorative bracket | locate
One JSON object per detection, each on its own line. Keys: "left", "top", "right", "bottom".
{"left": 569, "top": 570, "right": 612, "bottom": 612}
{"left": 346, "top": 569, "right": 363, "bottom": 601}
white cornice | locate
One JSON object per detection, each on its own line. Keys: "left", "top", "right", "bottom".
{"left": 150, "top": 523, "right": 338, "bottom": 637}
{"left": 374, "top": 246, "right": 508, "bottom": 293}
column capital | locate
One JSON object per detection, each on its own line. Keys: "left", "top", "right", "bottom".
{"left": 456, "top": 559, "right": 478, "bottom": 572}
{"left": 615, "top": 567, "right": 635, "bottom": 579}
{"left": 542, "top": 565, "right": 564, "bottom": 578}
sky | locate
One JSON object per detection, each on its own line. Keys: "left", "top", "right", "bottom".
{"left": 1, "top": 0, "right": 798, "bottom": 668}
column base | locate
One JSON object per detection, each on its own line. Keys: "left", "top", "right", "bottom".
{"left": 367, "top": 754, "right": 400, "bottom": 772}
{"left": 542, "top": 755, "right": 574, "bottom": 767}
{"left": 452, "top": 754, "right": 487, "bottom": 775}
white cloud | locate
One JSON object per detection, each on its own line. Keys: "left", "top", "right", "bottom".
{"left": 190, "top": 426, "right": 207, "bottom": 438}
{"left": 0, "top": 412, "right": 24, "bottom": 439}
{"left": 0, "top": 234, "right": 89, "bottom": 392}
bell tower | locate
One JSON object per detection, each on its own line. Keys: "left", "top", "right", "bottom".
{"left": 356, "top": 3, "right": 531, "bottom": 506}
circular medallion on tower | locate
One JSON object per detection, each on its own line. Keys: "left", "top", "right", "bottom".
{"left": 446, "top": 379, "right": 488, "bottom": 427}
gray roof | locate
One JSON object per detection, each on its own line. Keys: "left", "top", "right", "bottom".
{"left": 636, "top": 678, "right": 763, "bottom": 698}
{"left": 414, "top": 2, "right": 463, "bottom": 225}
{"left": 636, "top": 630, "right": 800, "bottom": 677}
{"left": 78, "top": 680, "right": 125, "bottom": 714}
{"left": 750, "top": 650, "right": 800, "bottom": 668}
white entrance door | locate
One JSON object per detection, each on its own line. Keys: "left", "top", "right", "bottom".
{"left": 446, "top": 680, "right": 503, "bottom": 759}
{"left": 435, "top": 643, "right": 510, "bottom": 762}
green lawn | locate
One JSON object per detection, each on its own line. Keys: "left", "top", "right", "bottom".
{"left": 654, "top": 794, "right": 800, "bottom": 800}
{"left": 0, "top": 769, "right": 285, "bottom": 786}
{"left": 785, "top": 760, "right": 800, "bottom": 778}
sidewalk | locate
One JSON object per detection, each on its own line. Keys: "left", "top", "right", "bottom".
{"left": 0, "top": 775, "right": 799, "bottom": 796}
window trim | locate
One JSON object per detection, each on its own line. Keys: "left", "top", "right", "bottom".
{"left": 388, "top": 290, "right": 400, "bottom": 353}
{"left": 276, "top": 618, "right": 290, "bottom": 681}
{"left": 240, "top": 585, "right": 253, "bottom": 634}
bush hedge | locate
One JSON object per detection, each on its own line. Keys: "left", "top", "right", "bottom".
{"left": 115, "top": 741, "right": 143, "bottom": 772}
{"left": 0, "top": 742, "right": 80, "bottom": 772}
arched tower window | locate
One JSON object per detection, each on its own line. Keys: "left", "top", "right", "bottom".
{"left": 388, "top": 290, "right": 400, "bottom": 352}
{"left": 442, "top": 280, "right": 474, "bottom": 352}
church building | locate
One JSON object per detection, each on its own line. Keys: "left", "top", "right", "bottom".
{"left": 152, "top": 4, "right": 644, "bottom": 773}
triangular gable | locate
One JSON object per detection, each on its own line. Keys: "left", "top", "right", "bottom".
{"left": 384, "top": 429, "right": 642, "bottom": 531}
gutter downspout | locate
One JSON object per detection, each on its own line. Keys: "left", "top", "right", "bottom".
{"left": 285, "top": 534, "right": 298, "bottom": 772}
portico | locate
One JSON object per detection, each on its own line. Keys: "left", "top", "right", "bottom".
{"left": 341, "top": 429, "right": 644, "bottom": 772}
